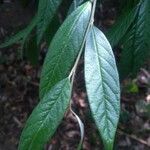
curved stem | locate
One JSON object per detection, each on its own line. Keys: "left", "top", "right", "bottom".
{"left": 70, "top": 107, "right": 84, "bottom": 150}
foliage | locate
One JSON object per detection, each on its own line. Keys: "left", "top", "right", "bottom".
{"left": 39, "top": 2, "right": 91, "bottom": 99}
{"left": 85, "top": 26, "right": 120, "bottom": 149}
{"left": 19, "top": 78, "right": 71, "bottom": 150}
{"left": 4, "top": 0, "right": 150, "bottom": 149}
{"left": 0, "top": 0, "right": 63, "bottom": 63}
{"left": 107, "top": 0, "right": 150, "bottom": 80}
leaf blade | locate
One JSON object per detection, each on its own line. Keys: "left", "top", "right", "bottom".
{"left": 24, "top": 33, "right": 39, "bottom": 65}
{"left": 0, "top": 15, "right": 38, "bottom": 48}
{"left": 119, "top": 0, "right": 150, "bottom": 79}
{"left": 106, "top": 5, "right": 138, "bottom": 47}
{"left": 85, "top": 26, "right": 120, "bottom": 150}
{"left": 36, "top": 0, "right": 63, "bottom": 44}
{"left": 19, "top": 78, "right": 71, "bottom": 150}
{"left": 40, "top": 2, "right": 92, "bottom": 99}
{"left": 68, "top": 0, "right": 87, "bottom": 15}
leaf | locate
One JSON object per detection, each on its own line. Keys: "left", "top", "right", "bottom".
{"left": 70, "top": 109, "right": 84, "bottom": 150}
{"left": 45, "top": 14, "right": 60, "bottom": 45}
{"left": 118, "top": 0, "right": 140, "bottom": 10}
{"left": 118, "top": 25, "right": 136, "bottom": 79}
{"left": 85, "top": 26, "right": 120, "bottom": 150}
{"left": 36, "top": 0, "right": 63, "bottom": 44}
{"left": 0, "top": 15, "right": 38, "bottom": 48}
{"left": 68, "top": 0, "right": 86, "bottom": 15}
{"left": 0, "top": 30, "right": 25, "bottom": 48}
{"left": 106, "top": 4, "right": 138, "bottom": 47}
{"left": 19, "top": 78, "right": 71, "bottom": 150}
{"left": 119, "top": 0, "right": 150, "bottom": 79}
{"left": 40, "top": 2, "right": 92, "bottom": 99}
{"left": 24, "top": 33, "right": 39, "bottom": 65}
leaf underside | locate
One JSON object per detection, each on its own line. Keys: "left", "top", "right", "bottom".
{"left": 39, "top": 2, "right": 92, "bottom": 99}
{"left": 85, "top": 26, "right": 120, "bottom": 150}
{"left": 19, "top": 78, "right": 71, "bottom": 150}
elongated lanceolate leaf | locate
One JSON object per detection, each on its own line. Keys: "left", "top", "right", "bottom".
{"left": 19, "top": 78, "right": 71, "bottom": 150}
{"left": 0, "top": 15, "right": 38, "bottom": 48}
{"left": 40, "top": 2, "right": 92, "bottom": 99}
{"left": 85, "top": 26, "right": 120, "bottom": 150}
{"left": 119, "top": 0, "right": 150, "bottom": 79}
{"left": 107, "top": 5, "right": 138, "bottom": 47}
{"left": 36, "top": 0, "right": 63, "bottom": 44}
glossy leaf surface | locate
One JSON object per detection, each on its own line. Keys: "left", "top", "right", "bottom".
{"left": 85, "top": 26, "right": 120, "bottom": 150}
{"left": 40, "top": 2, "right": 92, "bottom": 99}
{"left": 19, "top": 78, "right": 71, "bottom": 150}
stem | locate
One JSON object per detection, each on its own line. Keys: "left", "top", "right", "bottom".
{"left": 70, "top": 108, "right": 84, "bottom": 150}
{"left": 69, "top": 0, "right": 97, "bottom": 82}
{"left": 68, "top": 0, "right": 97, "bottom": 149}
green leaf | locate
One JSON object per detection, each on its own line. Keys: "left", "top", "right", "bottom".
{"left": 45, "top": 14, "right": 60, "bottom": 45}
{"left": 118, "top": 0, "right": 140, "bottom": 10}
{"left": 118, "top": 25, "right": 135, "bottom": 79}
{"left": 85, "top": 26, "right": 120, "bottom": 150}
{"left": 19, "top": 78, "right": 71, "bottom": 150}
{"left": 0, "top": 15, "right": 38, "bottom": 48}
{"left": 36, "top": 0, "right": 63, "bottom": 44}
{"left": 106, "top": 4, "right": 138, "bottom": 47}
{"left": 40, "top": 2, "right": 92, "bottom": 99}
{"left": 24, "top": 33, "right": 39, "bottom": 65}
{"left": 68, "top": 0, "right": 87, "bottom": 15}
{"left": 119, "top": 0, "right": 150, "bottom": 79}
{"left": 0, "top": 30, "right": 24, "bottom": 48}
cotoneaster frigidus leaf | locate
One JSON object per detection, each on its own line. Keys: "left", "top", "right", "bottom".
{"left": 119, "top": 0, "right": 140, "bottom": 10}
{"left": 24, "top": 33, "right": 39, "bottom": 66}
{"left": 106, "top": 4, "right": 138, "bottom": 47}
{"left": 45, "top": 14, "right": 60, "bottom": 45}
{"left": 119, "top": 0, "right": 150, "bottom": 79}
{"left": 0, "top": 15, "right": 38, "bottom": 48}
{"left": 19, "top": 78, "right": 71, "bottom": 150}
{"left": 36, "top": 0, "right": 63, "bottom": 44}
{"left": 39, "top": 2, "right": 92, "bottom": 99}
{"left": 85, "top": 26, "right": 120, "bottom": 150}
